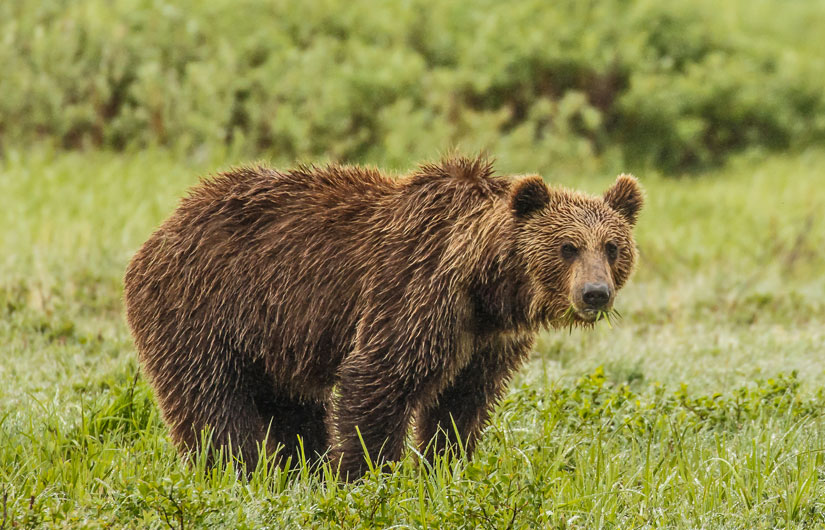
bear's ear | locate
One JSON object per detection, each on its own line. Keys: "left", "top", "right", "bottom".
{"left": 603, "top": 174, "right": 644, "bottom": 226}
{"left": 511, "top": 175, "right": 551, "bottom": 218}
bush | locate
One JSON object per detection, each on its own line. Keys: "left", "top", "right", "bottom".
{"left": 1, "top": 0, "right": 824, "bottom": 171}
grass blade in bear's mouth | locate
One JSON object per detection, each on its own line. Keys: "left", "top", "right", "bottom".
{"left": 593, "top": 308, "right": 622, "bottom": 329}
{"left": 559, "top": 306, "right": 578, "bottom": 331}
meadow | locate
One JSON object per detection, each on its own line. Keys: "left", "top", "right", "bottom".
{"left": 1, "top": 147, "right": 824, "bottom": 528}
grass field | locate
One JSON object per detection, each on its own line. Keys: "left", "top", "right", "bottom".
{"left": 1, "top": 148, "right": 825, "bottom": 528}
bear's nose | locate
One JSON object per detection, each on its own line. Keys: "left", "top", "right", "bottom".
{"left": 582, "top": 282, "right": 611, "bottom": 309}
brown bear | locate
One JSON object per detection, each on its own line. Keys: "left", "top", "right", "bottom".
{"left": 123, "top": 155, "right": 643, "bottom": 480}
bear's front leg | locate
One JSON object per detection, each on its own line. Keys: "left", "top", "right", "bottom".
{"left": 331, "top": 362, "right": 416, "bottom": 481}
{"left": 330, "top": 278, "right": 465, "bottom": 480}
{"left": 416, "top": 335, "right": 533, "bottom": 464}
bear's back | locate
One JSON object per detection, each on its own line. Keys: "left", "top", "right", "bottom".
{"left": 124, "top": 164, "right": 403, "bottom": 389}
{"left": 124, "top": 159, "right": 510, "bottom": 393}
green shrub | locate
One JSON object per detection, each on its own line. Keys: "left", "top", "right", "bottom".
{"left": 1, "top": 0, "right": 824, "bottom": 171}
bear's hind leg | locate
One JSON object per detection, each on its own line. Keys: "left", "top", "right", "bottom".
{"left": 253, "top": 390, "right": 331, "bottom": 467}
{"left": 150, "top": 347, "right": 278, "bottom": 473}
{"left": 165, "top": 382, "right": 274, "bottom": 473}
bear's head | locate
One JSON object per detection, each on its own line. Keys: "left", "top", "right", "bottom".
{"left": 510, "top": 174, "right": 644, "bottom": 328}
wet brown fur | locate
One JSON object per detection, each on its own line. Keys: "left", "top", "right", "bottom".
{"left": 123, "top": 156, "right": 643, "bottom": 480}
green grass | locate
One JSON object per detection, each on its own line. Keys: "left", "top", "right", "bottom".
{"left": 1, "top": 148, "right": 825, "bottom": 528}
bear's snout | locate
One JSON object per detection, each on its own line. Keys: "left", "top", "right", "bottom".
{"left": 581, "top": 282, "right": 612, "bottom": 310}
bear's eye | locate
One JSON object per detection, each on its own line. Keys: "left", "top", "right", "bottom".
{"left": 561, "top": 243, "right": 579, "bottom": 260}
{"left": 605, "top": 242, "right": 619, "bottom": 263}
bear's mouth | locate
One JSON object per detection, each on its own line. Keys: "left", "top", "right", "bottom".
{"left": 577, "top": 308, "right": 601, "bottom": 322}
{"left": 580, "top": 307, "right": 621, "bottom": 327}
{"left": 556, "top": 305, "right": 621, "bottom": 329}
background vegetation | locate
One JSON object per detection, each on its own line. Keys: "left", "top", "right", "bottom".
{"left": 2, "top": 0, "right": 824, "bottom": 528}
{"left": 2, "top": 0, "right": 825, "bottom": 171}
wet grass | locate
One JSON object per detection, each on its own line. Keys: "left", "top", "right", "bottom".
{"left": 1, "top": 148, "right": 824, "bottom": 528}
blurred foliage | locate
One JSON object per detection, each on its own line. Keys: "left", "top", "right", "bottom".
{"left": 1, "top": 0, "right": 824, "bottom": 171}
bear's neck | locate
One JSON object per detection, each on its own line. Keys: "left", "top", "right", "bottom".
{"left": 471, "top": 255, "right": 535, "bottom": 335}
{"left": 469, "top": 213, "right": 537, "bottom": 336}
